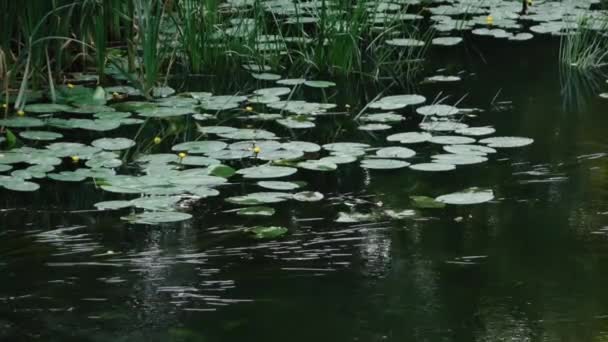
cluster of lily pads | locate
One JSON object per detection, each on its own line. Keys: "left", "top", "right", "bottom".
{"left": 428, "top": 0, "right": 602, "bottom": 41}
{"left": 0, "top": 70, "right": 535, "bottom": 229}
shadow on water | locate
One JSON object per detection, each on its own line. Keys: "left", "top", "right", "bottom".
{"left": 5, "top": 29, "right": 608, "bottom": 342}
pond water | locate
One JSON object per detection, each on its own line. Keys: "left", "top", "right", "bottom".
{"left": 3, "top": 36, "right": 608, "bottom": 342}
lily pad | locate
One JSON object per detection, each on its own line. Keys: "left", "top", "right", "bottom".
{"left": 376, "top": 146, "right": 416, "bottom": 159}
{"left": 369, "top": 94, "right": 426, "bottom": 110}
{"left": 128, "top": 211, "right": 192, "bottom": 225}
{"left": 282, "top": 141, "right": 321, "bottom": 152}
{"left": 257, "top": 181, "right": 301, "bottom": 191}
{"left": 24, "top": 103, "right": 72, "bottom": 113}
{"left": 297, "top": 160, "right": 338, "bottom": 171}
{"left": 237, "top": 165, "right": 297, "bottom": 179}
{"left": 432, "top": 154, "right": 488, "bottom": 165}
{"left": 293, "top": 191, "right": 324, "bottom": 202}
{"left": 409, "top": 163, "right": 456, "bottom": 172}
{"left": 0, "top": 117, "right": 45, "bottom": 128}
{"left": 416, "top": 104, "right": 459, "bottom": 116}
{"left": 387, "top": 132, "right": 432, "bottom": 144}
{"left": 436, "top": 188, "right": 495, "bottom": 205}
{"left": 443, "top": 144, "right": 496, "bottom": 155}
{"left": 248, "top": 226, "right": 288, "bottom": 239}
{"left": 304, "top": 80, "right": 336, "bottom": 88}
{"left": 410, "top": 195, "right": 445, "bottom": 209}
{"left": 95, "top": 200, "right": 134, "bottom": 210}
{"left": 237, "top": 206, "right": 276, "bottom": 217}
{"left": 92, "top": 138, "right": 136, "bottom": 151}
{"left": 429, "top": 135, "right": 476, "bottom": 145}
{"left": 479, "top": 136, "right": 534, "bottom": 148}
{"left": 455, "top": 126, "right": 496, "bottom": 136}
{"left": 19, "top": 131, "right": 63, "bottom": 141}
{"left": 361, "top": 158, "right": 410, "bottom": 169}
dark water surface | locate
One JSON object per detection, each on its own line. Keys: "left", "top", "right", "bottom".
{"left": 3, "top": 37, "right": 608, "bottom": 341}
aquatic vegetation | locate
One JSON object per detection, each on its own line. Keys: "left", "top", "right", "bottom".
{"left": 559, "top": 15, "right": 608, "bottom": 69}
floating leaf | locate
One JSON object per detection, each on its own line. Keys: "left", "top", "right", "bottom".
{"left": 432, "top": 154, "right": 488, "bottom": 165}
{"left": 282, "top": 141, "right": 321, "bottom": 152}
{"left": 237, "top": 206, "right": 276, "bottom": 217}
{"left": 92, "top": 138, "right": 136, "bottom": 151}
{"left": 376, "top": 146, "right": 416, "bottom": 159}
{"left": 428, "top": 135, "right": 476, "bottom": 145}
{"left": 361, "top": 158, "right": 410, "bottom": 169}
{"left": 369, "top": 94, "right": 426, "bottom": 110}
{"left": 293, "top": 191, "right": 324, "bottom": 202}
{"left": 95, "top": 200, "right": 133, "bottom": 210}
{"left": 248, "top": 226, "right": 288, "bottom": 239}
{"left": 416, "top": 104, "right": 459, "bottom": 116}
{"left": 19, "top": 131, "right": 63, "bottom": 141}
{"left": 24, "top": 103, "right": 72, "bottom": 113}
{"left": 128, "top": 211, "right": 192, "bottom": 225}
{"left": 479, "top": 136, "right": 534, "bottom": 148}
{"left": 237, "top": 165, "right": 297, "bottom": 179}
{"left": 297, "top": 159, "right": 338, "bottom": 171}
{"left": 0, "top": 117, "right": 45, "bottom": 128}
{"left": 257, "top": 181, "right": 301, "bottom": 190}
{"left": 387, "top": 132, "right": 432, "bottom": 144}
{"left": 410, "top": 196, "right": 445, "bottom": 209}
{"left": 410, "top": 163, "right": 456, "bottom": 172}
{"left": 443, "top": 144, "right": 496, "bottom": 155}
{"left": 436, "top": 188, "right": 495, "bottom": 205}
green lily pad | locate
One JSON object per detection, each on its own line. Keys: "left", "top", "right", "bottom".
{"left": 257, "top": 181, "right": 301, "bottom": 190}
{"left": 0, "top": 117, "right": 45, "bottom": 128}
{"left": 237, "top": 206, "right": 276, "bottom": 217}
{"left": 387, "top": 132, "right": 432, "bottom": 144}
{"left": 432, "top": 154, "right": 488, "bottom": 165}
{"left": 247, "top": 226, "right": 288, "bottom": 239}
{"left": 237, "top": 165, "right": 297, "bottom": 179}
{"left": 369, "top": 94, "right": 426, "bottom": 110}
{"left": 410, "top": 163, "right": 456, "bottom": 172}
{"left": 282, "top": 141, "right": 321, "bottom": 152}
{"left": 376, "top": 147, "right": 416, "bottom": 159}
{"left": 92, "top": 138, "right": 136, "bottom": 151}
{"left": 19, "top": 130, "right": 63, "bottom": 141}
{"left": 416, "top": 104, "right": 459, "bottom": 116}
{"left": 436, "top": 188, "right": 494, "bottom": 205}
{"left": 410, "top": 196, "right": 446, "bottom": 209}
{"left": 293, "top": 191, "right": 324, "bottom": 202}
{"left": 361, "top": 158, "right": 410, "bottom": 169}
{"left": 0, "top": 177, "right": 40, "bottom": 192}
{"left": 479, "top": 136, "right": 534, "bottom": 148}
{"left": 443, "top": 144, "right": 496, "bottom": 155}
{"left": 227, "top": 192, "right": 292, "bottom": 205}
{"left": 24, "top": 103, "right": 72, "bottom": 113}
{"left": 137, "top": 107, "right": 195, "bottom": 118}
{"left": 95, "top": 200, "right": 134, "bottom": 210}
{"left": 429, "top": 136, "right": 476, "bottom": 145}
{"left": 128, "top": 211, "right": 192, "bottom": 225}
{"left": 47, "top": 171, "right": 88, "bottom": 182}
{"left": 297, "top": 160, "right": 338, "bottom": 171}
{"left": 304, "top": 80, "right": 336, "bottom": 88}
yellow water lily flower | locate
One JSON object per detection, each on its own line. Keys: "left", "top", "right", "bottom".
{"left": 153, "top": 136, "right": 162, "bottom": 144}
{"left": 17, "top": 110, "right": 25, "bottom": 116}
{"left": 245, "top": 106, "right": 254, "bottom": 112}
{"left": 71, "top": 156, "right": 80, "bottom": 163}
{"left": 1, "top": 104, "right": 7, "bottom": 109}
{"left": 178, "top": 152, "right": 187, "bottom": 159}
{"left": 486, "top": 15, "right": 494, "bottom": 25}
{"left": 527, "top": 0, "right": 532, "bottom": 5}
{"left": 253, "top": 146, "right": 261, "bottom": 154}
{"left": 345, "top": 104, "right": 351, "bottom": 109}
{"left": 67, "top": 83, "right": 75, "bottom": 89}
